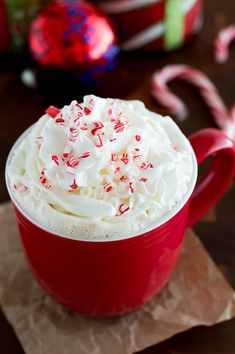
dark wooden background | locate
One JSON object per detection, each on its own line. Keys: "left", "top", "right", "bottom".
{"left": 1, "top": 0, "right": 235, "bottom": 353}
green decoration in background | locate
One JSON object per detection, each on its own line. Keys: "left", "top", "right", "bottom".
{"left": 4, "top": 0, "right": 50, "bottom": 51}
{"left": 164, "top": 0, "right": 185, "bottom": 51}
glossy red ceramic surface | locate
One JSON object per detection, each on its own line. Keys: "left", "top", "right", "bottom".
{"left": 9, "top": 129, "right": 235, "bottom": 316}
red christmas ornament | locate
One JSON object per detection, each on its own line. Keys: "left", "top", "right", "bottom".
{"left": 29, "top": 0, "right": 118, "bottom": 68}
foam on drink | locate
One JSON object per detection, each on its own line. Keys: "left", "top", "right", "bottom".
{"left": 7, "top": 95, "right": 193, "bottom": 240}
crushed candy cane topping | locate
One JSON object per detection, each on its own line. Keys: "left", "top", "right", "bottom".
{"left": 8, "top": 95, "right": 193, "bottom": 238}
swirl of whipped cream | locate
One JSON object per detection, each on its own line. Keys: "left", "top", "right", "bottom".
{"left": 8, "top": 95, "right": 194, "bottom": 239}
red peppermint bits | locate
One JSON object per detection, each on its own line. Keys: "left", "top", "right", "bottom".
{"left": 39, "top": 168, "right": 46, "bottom": 182}
{"left": 120, "top": 175, "right": 128, "bottom": 182}
{"left": 70, "top": 180, "right": 78, "bottom": 190}
{"left": 139, "top": 178, "right": 148, "bottom": 183}
{"left": 73, "top": 118, "right": 80, "bottom": 126}
{"left": 51, "top": 155, "right": 60, "bottom": 166}
{"left": 80, "top": 152, "right": 91, "bottom": 159}
{"left": 39, "top": 170, "right": 51, "bottom": 189}
{"left": 120, "top": 153, "right": 129, "bottom": 165}
{"left": 69, "top": 127, "right": 79, "bottom": 142}
{"left": 140, "top": 162, "right": 153, "bottom": 170}
{"left": 40, "top": 168, "right": 45, "bottom": 176}
{"left": 67, "top": 156, "right": 80, "bottom": 168}
{"left": 84, "top": 107, "right": 92, "bottom": 115}
{"left": 63, "top": 146, "right": 72, "bottom": 158}
{"left": 40, "top": 178, "right": 47, "bottom": 185}
{"left": 119, "top": 203, "right": 130, "bottom": 215}
{"left": 95, "top": 135, "right": 103, "bottom": 148}
{"left": 114, "top": 120, "right": 126, "bottom": 133}
{"left": 75, "top": 103, "right": 83, "bottom": 110}
{"left": 135, "top": 135, "right": 141, "bottom": 141}
{"left": 129, "top": 182, "right": 134, "bottom": 194}
{"left": 70, "top": 127, "right": 78, "bottom": 133}
{"left": 140, "top": 163, "right": 146, "bottom": 169}
{"left": 81, "top": 124, "right": 88, "bottom": 131}
{"left": 74, "top": 112, "right": 83, "bottom": 125}
{"left": 111, "top": 153, "right": 117, "bottom": 162}
{"left": 91, "top": 121, "right": 104, "bottom": 135}
{"left": 46, "top": 106, "right": 60, "bottom": 118}
{"left": 55, "top": 117, "right": 65, "bottom": 124}
{"left": 114, "top": 167, "right": 120, "bottom": 174}
{"left": 104, "top": 183, "right": 113, "bottom": 193}
{"left": 132, "top": 155, "right": 142, "bottom": 161}
{"left": 13, "top": 184, "right": 28, "bottom": 192}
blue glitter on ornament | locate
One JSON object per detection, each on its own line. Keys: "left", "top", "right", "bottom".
{"left": 79, "top": 44, "right": 119, "bottom": 85}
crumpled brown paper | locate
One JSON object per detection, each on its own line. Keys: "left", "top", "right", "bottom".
{"left": 0, "top": 202, "right": 234, "bottom": 354}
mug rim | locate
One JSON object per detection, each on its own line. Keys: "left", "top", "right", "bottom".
{"left": 5, "top": 124, "right": 198, "bottom": 243}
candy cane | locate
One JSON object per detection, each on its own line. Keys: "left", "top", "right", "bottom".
{"left": 151, "top": 64, "right": 235, "bottom": 139}
{"left": 214, "top": 25, "right": 235, "bottom": 63}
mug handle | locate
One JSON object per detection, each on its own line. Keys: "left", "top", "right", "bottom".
{"left": 187, "top": 128, "right": 235, "bottom": 227}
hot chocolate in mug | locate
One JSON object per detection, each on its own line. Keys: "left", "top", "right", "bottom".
{"left": 5, "top": 96, "right": 235, "bottom": 316}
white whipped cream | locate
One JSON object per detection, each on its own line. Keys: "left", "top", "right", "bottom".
{"left": 7, "top": 95, "right": 194, "bottom": 240}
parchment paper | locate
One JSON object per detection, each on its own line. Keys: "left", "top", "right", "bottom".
{"left": 0, "top": 202, "right": 234, "bottom": 354}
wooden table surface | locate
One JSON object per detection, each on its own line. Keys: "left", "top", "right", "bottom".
{"left": 1, "top": 0, "right": 235, "bottom": 353}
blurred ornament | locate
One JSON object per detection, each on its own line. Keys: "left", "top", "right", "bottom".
{"left": 21, "top": 68, "right": 38, "bottom": 88}
{"left": 96, "top": 0, "right": 203, "bottom": 51}
{"left": 29, "top": 0, "right": 119, "bottom": 69}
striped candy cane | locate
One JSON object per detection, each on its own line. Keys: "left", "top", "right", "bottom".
{"left": 214, "top": 25, "right": 235, "bottom": 63}
{"left": 151, "top": 64, "right": 235, "bottom": 140}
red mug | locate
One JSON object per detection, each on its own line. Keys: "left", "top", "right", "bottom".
{"left": 6, "top": 128, "right": 235, "bottom": 317}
